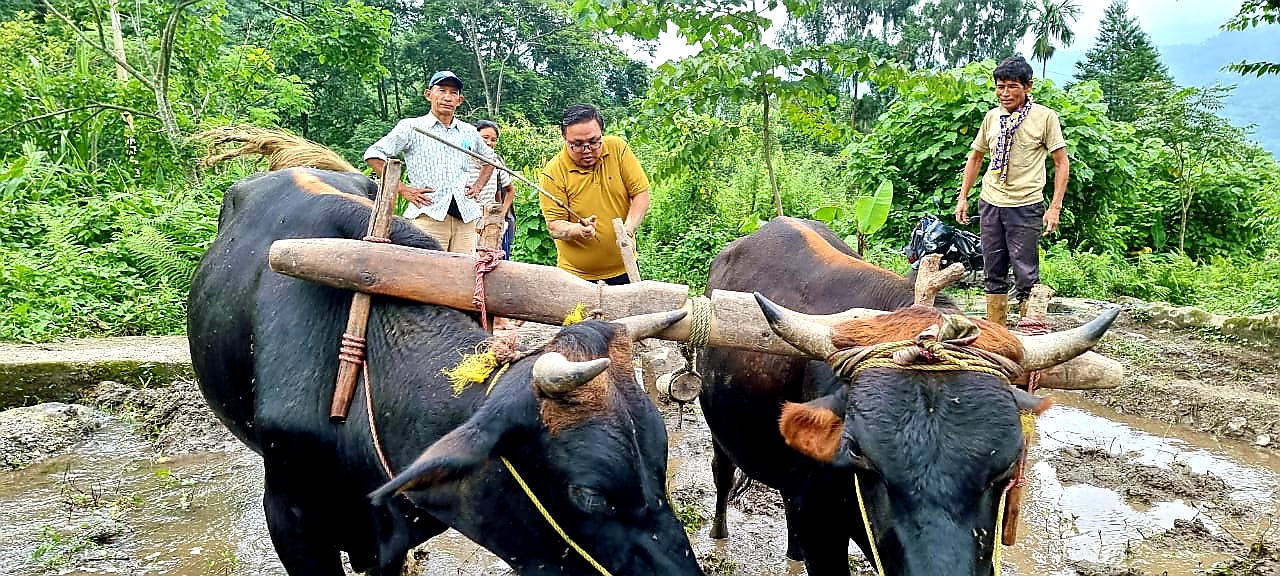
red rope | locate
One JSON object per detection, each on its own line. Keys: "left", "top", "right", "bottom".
{"left": 351, "top": 232, "right": 394, "bottom": 480}
{"left": 473, "top": 246, "right": 505, "bottom": 330}
{"left": 1016, "top": 318, "right": 1051, "bottom": 393}
{"left": 339, "top": 333, "right": 366, "bottom": 364}
{"left": 362, "top": 360, "right": 395, "bottom": 480}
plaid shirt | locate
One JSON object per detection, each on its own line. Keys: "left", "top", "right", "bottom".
{"left": 363, "top": 113, "right": 496, "bottom": 223}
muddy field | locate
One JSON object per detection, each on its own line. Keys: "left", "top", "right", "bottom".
{"left": 3, "top": 307, "right": 1280, "bottom": 576}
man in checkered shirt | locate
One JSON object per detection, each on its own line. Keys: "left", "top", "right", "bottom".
{"left": 364, "top": 70, "right": 498, "bottom": 254}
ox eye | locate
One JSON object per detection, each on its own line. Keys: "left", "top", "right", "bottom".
{"left": 845, "top": 448, "right": 875, "bottom": 472}
{"left": 568, "top": 485, "right": 613, "bottom": 514}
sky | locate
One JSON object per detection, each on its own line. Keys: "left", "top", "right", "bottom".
{"left": 631, "top": 0, "right": 1246, "bottom": 77}
{"left": 1033, "top": 0, "right": 1245, "bottom": 83}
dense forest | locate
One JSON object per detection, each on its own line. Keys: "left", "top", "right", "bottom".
{"left": 2, "top": 0, "right": 1278, "bottom": 342}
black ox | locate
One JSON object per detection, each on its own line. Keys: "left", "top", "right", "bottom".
{"left": 698, "top": 217, "right": 1116, "bottom": 576}
{"left": 188, "top": 143, "right": 702, "bottom": 575}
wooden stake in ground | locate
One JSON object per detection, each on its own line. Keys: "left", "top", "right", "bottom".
{"left": 612, "top": 217, "right": 641, "bottom": 283}
{"left": 330, "top": 160, "right": 402, "bottom": 423}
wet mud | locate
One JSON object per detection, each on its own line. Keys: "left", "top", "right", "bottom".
{"left": 4, "top": 310, "right": 1280, "bottom": 575}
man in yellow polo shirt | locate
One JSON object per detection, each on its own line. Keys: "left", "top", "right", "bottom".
{"left": 955, "top": 56, "right": 1070, "bottom": 323}
{"left": 538, "top": 104, "right": 652, "bottom": 284}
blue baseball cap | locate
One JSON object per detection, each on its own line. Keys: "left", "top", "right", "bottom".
{"left": 429, "top": 70, "right": 463, "bottom": 90}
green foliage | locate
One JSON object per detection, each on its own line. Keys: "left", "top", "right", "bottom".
{"left": 812, "top": 178, "right": 893, "bottom": 253}
{"left": 1041, "top": 243, "right": 1280, "bottom": 315}
{"left": 0, "top": 145, "right": 224, "bottom": 342}
{"left": 638, "top": 217, "right": 740, "bottom": 295}
{"left": 843, "top": 61, "right": 1156, "bottom": 253}
{"left": 32, "top": 525, "right": 97, "bottom": 569}
{"left": 1222, "top": 0, "right": 1280, "bottom": 77}
{"left": 1136, "top": 84, "right": 1253, "bottom": 254}
{"left": 272, "top": 0, "right": 391, "bottom": 82}
{"left": 510, "top": 188, "right": 558, "bottom": 266}
{"left": 854, "top": 179, "right": 893, "bottom": 237}
{"left": 906, "top": 0, "right": 1028, "bottom": 68}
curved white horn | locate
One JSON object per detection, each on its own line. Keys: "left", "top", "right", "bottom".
{"left": 754, "top": 293, "right": 839, "bottom": 359}
{"left": 532, "top": 352, "right": 611, "bottom": 395}
{"left": 1018, "top": 307, "right": 1120, "bottom": 371}
{"left": 613, "top": 309, "right": 688, "bottom": 341}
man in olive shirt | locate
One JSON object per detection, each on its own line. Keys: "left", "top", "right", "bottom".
{"left": 955, "top": 56, "right": 1070, "bottom": 323}
{"left": 538, "top": 104, "right": 652, "bottom": 284}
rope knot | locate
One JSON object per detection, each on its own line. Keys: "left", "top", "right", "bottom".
{"left": 473, "top": 246, "right": 505, "bottom": 330}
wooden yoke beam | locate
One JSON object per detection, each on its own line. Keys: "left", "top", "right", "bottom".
{"left": 268, "top": 238, "right": 810, "bottom": 357}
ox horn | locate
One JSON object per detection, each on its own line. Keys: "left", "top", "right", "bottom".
{"left": 613, "top": 309, "right": 688, "bottom": 341}
{"left": 755, "top": 293, "right": 883, "bottom": 359}
{"left": 1017, "top": 307, "right": 1120, "bottom": 371}
{"left": 532, "top": 352, "right": 611, "bottom": 396}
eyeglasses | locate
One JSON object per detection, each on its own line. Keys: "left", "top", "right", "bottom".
{"left": 567, "top": 140, "right": 603, "bottom": 153}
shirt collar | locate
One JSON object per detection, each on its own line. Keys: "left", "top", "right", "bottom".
{"left": 427, "top": 112, "right": 457, "bottom": 131}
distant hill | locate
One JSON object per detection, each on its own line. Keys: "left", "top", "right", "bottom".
{"left": 1160, "top": 26, "right": 1280, "bottom": 157}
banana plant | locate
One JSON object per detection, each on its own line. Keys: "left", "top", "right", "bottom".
{"left": 852, "top": 179, "right": 893, "bottom": 253}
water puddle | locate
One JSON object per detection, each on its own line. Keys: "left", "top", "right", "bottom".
{"left": 1003, "top": 392, "right": 1280, "bottom": 575}
{"left": 0, "top": 419, "right": 269, "bottom": 576}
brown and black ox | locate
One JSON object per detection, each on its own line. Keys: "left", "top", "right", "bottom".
{"left": 187, "top": 135, "right": 701, "bottom": 575}
{"left": 697, "top": 216, "right": 1117, "bottom": 576}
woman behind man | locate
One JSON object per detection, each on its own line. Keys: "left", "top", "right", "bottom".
{"left": 473, "top": 120, "right": 516, "bottom": 259}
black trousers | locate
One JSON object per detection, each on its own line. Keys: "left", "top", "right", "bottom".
{"left": 600, "top": 273, "right": 631, "bottom": 286}
{"left": 979, "top": 200, "right": 1043, "bottom": 300}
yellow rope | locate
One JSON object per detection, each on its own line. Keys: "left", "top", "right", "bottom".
{"left": 688, "top": 296, "right": 712, "bottom": 348}
{"left": 855, "top": 475, "right": 887, "bottom": 576}
{"left": 831, "top": 339, "right": 1015, "bottom": 386}
{"left": 485, "top": 362, "right": 510, "bottom": 396}
{"left": 563, "top": 302, "right": 588, "bottom": 326}
{"left": 500, "top": 457, "right": 614, "bottom": 576}
{"left": 442, "top": 350, "right": 499, "bottom": 395}
{"left": 993, "top": 489, "right": 1008, "bottom": 575}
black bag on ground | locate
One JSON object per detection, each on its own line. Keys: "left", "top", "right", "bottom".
{"left": 904, "top": 214, "right": 983, "bottom": 273}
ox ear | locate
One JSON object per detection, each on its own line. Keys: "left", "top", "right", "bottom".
{"left": 779, "top": 388, "right": 849, "bottom": 463}
{"left": 368, "top": 418, "right": 502, "bottom": 507}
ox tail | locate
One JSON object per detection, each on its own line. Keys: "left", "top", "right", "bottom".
{"left": 193, "top": 125, "right": 359, "bottom": 173}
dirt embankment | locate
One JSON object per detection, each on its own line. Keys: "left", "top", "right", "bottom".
{"left": 1083, "top": 309, "right": 1280, "bottom": 449}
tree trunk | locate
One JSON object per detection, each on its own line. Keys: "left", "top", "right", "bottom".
{"left": 377, "top": 78, "right": 388, "bottom": 119}
{"left": 107, "top": 0, "right": 128, "bottom": 84}
{"left": 763, "top": 89, "right": 781, "bottom": 217}
{"left": 154, "top": 0, "right": 203, "bottom": 144}
{"left": 393, "top": 72, "right": 402, "bottom": 118}
{"left": 494, "top": 64, "right": 505, "bottom": 116}
{"left": 1179, "top": 184, "right": 1192, "bottom": 252}
{"left": 464, "top": 12, "right": 494, "bottom": 116}
{"left": 850, "top": 72, "right": 861, "bottom": 129}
